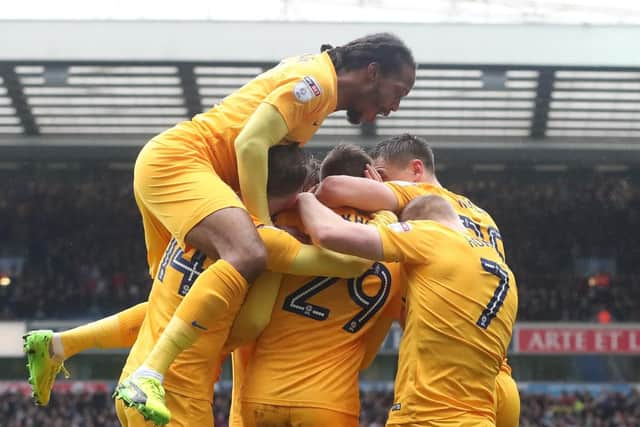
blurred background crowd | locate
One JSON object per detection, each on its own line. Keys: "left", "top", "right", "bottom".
{"left": 3, "top": 386, "right": 640, "bottom": 427}
{"left": 2, "top": 167, "right": 637, "bottom": 323}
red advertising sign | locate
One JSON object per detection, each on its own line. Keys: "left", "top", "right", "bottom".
{"left": 515, "top": 324, "right": 640, "bottom": 354}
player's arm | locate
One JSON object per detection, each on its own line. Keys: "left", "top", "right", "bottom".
{"left": 359, "top": 315, "right": 394, "bottom": 370}
{"left": 235, "top": 103, "right": 290, "bottom": 225}
{"left": 224, "top": 271, "right": 282, "bottom": 351}
{"left": 260, "top": 225, "right": 370, "bottom": 278}
{"left": 315, "top": 175, "right": 399, "bottom": 211}
{"left": 299, "top": 192, "right": 425, "bottom": 265}
{"left": 288, "top": 245, "right": 370, "bottom": 278}
{"left": 360, "top": 270, "right": 405, "bottom": 370}
{"left": 298, "top": 192, "right": 385, "bottom": 260}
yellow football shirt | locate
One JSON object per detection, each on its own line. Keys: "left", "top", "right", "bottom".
{"left": 378, "top": 220, "right": 517, "bottom": 425}
{"left": 385, "top": 181, "right": 505, "bottom": 261}
{"left": 153, "top": 52, "right": 338, "bottom": 193}
{"left": 240, "top": 208, "right": 405, "bottom": 416}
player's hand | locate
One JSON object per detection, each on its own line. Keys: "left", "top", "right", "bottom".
{"left": 364, "top": 164, "right": 383, "bottom": 182}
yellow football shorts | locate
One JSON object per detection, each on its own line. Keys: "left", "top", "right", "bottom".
{"left": 240, "top": 402, "right": 359, "bottom": 427}
{"left": 115, "top": 390, "right": 213, "bottom": 427}
{"left": 133, "top": 138, "right": 245, "bottom": 278}
{"left": 495, "top": 368, "right": 520, "bottom": 427}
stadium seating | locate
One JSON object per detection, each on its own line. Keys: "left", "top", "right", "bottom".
{"left": 1, "top": 166, "right": 638, "bottom": 322}
{"left": 3, "top": 384, "right": 640, "bottom": 427}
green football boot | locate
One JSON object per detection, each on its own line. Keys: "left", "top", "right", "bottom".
{"left": 23, "top": 330, "right": 69, "bottom": 405}
{"left": 114, "top": 375, "right": 171, "bottom": 426}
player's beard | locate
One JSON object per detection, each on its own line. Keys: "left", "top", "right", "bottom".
{"left": 346, "top": 109, "right": 361, "bottom": 124}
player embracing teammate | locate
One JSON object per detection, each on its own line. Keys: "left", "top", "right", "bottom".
{"left": 23, "top": 27, "right": 519, "bottom": 426}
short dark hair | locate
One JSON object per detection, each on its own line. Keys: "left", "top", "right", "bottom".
{"left": 320, "top": 143, "right": 373, "bottom": 179}
{"left": 370, "top": 133, "right": 435, "bottom": 174}
{"left": 267, "top": 144, "right": 308, "bottom": 197}
{"left": 321, "top": 33, "right": 415, "bottom": 76}
{"left": 303, "top": 155, "right": 321, "bottom": 191}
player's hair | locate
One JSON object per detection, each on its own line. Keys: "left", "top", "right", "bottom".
{"left": 370, "top": 133, "right": 435, "bottom": 174}
{"left": 267, "top": 144, "right": 308, "bottom": 197}
{"left": 400, "top": 195, "right": 456, "bottom": 222}
{"left": 321, "top": 33, "right": 415, "bottom": 75}
{"left": 303, "top": 155, "right": 321, "bottom": 191}
{"left": 320, "top": 143, "right": 373, "bottom": 179}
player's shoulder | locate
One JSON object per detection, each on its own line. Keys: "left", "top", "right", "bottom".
{"left": 273, "top": 53, "right": 333, "bottom": 83}
{"left": 384, "top": 220, "right": 451, "bottom": 242}
{"left": 445, "top": 188, "right": 490, "bottom": 215}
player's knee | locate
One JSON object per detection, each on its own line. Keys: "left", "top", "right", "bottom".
{"left": 224, "top": 239, "right": 267, "bottom": 283}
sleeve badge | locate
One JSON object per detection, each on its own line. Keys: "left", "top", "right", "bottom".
{"left": 293, "top": 76, "right": 322, "bottom": 103}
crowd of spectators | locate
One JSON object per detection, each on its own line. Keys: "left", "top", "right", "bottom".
{"left": 1, "top": 165, "right": 639, "bottom": 321}
{"left": 2, "top": 385, "right": 639, "bottom": 427}
{"left": 0, "top": 168, "right": 149, "bottom": 320}
{"left": 1, "top": 384, "right": 119, "bottom": 427}
{"left": 520, "top": 389, "right": 640, "bottom": 427}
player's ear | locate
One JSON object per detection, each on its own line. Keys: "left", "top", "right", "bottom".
{"left": 410, "top": 159, "right": 424, "bottom": 178}
{"left": 367, "top": 62, "right": 380, "bottom": 82}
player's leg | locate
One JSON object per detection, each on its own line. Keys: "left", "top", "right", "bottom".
{"left": 494, "top": 366, "right": 520, "bottom": 427}
{"left": 135, "top": 208, "right": 263, "bottom": 371}
{"left": 115, "top": 141, "right": 266, "bottom": 425}
{"left": 23, "top": 302, "right": 147, "bottom": 405}
{"left": 290, "top": 407, "right": 359, "bottom": 427}
{"left": 58, "top": 302, "right": 146, "bottom": 358}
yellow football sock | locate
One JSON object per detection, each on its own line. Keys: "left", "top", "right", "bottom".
{"left": 58, "top": 302, "right": 147, "bottom": 359}
{"left": 143, "top": 259, "right": 248, "bottom": 375}
{"left": 116, "top": 302, "right": 147, "bottom": 347}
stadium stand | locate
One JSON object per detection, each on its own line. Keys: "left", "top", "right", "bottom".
{"left": 1, "top": 166, "right": 637, "bottom": 322}
{"left": 3, "top": 19, "right": 640, "bottom": 427}
{"left": 3, "top": 385, "right": 640, "bottom": 427}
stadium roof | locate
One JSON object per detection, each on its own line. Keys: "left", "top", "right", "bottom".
{"left": 1, "top": 21, "right": 639, "bottom": 164}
